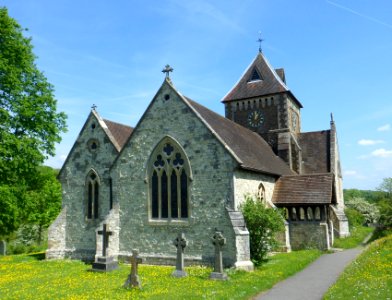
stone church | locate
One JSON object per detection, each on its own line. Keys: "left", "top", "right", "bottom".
{"left": 46, "top": 51, "right": 349, "bottom": 270}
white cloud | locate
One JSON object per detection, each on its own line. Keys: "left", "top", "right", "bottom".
{"left": 371, "top": 148, "right": 392, "bottom": 158}
{"left": 358, "top": 139, "right": 385, "bottom": 146}
{"left": 377, "top": 124, "right": 391, "bottom": 131}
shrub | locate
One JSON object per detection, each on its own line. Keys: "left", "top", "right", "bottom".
{"left": 240, "top": 195, "right": 285, "bottom": 265}
{"left": 344, "top": 207, "right": 365, "bottom": 227}
{"left": 345, "top": 197, "right": 380, "bottom": 224}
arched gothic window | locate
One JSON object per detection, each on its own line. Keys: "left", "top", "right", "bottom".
{"left": 149, "top": 138, "right": 191, "bottom": 220}
{"left": 86, "top": 170, "right": 99, "bottom": 219}
{"left": 258, "top": 183, "right": 265, "bottom": 201}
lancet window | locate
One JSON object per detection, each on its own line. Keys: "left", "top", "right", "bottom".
{"left": 86, "top": 170, "right": 100, "bottom": 219}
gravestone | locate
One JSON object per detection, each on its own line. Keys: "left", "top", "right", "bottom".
{"left": 0, "top": 240, "right": 6, "bottom": 255}
{"left": 123, "top": 249, "right": 143, "bottom": 289}
{"left": 209, "top": 231, "right": 228, "bottom": 280}
{"left": 172, "top": 232, "right": 188, "bottom": 277}
{"left": 92, "top": 224, "right": 118, "bottom": 272}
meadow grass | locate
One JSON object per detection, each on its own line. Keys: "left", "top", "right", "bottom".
{"left": 332, "top": 226, "right": 374, "bottom": 249}
{"left": 0, "top": 249, "right": 321, "bottom": 299}
{"left": 324, "top": 234, "right": 392, "bottom": 299}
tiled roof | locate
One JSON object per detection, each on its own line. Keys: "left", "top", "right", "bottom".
{"left": 299, "top": 130, "right": 330, "bottom": 174}
{"left": 222, "top": 52, "right": 302, "bottom": 107}
{"left": 272, "top": 173, "right": 333, "bottom": 205}
{"left": 185, "top": 97, "right": 293, "bottom": 176}
{"left": 103, "top": 119, "right": 133, "bottom": 150}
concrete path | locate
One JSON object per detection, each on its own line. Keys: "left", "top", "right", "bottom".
{"left": 254, "top": 248, "right": 363, "bottom": 300}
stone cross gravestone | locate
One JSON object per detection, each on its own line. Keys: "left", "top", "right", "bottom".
{"left": 123, "top": 249, "right": 143, "bottom": 289}
{"left": 172, "top": 232, "right": 188, "bottom": 277}
{"left": 210, "top": 231, "right": 228, "bottom": 280}
{"left": 92, "top": 224, "right": 118, "bottom": 272}
{"left": 0, "top": 240, "right": 6, "bottom": 256}
{"left": 98, "top": 223, "right": 112, "bottom": 257}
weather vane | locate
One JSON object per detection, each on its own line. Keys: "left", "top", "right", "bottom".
{"left": 162, "top": 64, "right": 173, "bottom": 78}
{"left": 257, "top": 31, "right": 264, "bottom": 53}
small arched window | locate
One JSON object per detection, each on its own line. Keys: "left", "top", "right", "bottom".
{"left": 149, "top": 137, "right": 191, "bottom": 221}
{"left": 258, "top": 183, "right": 266, "bottom": 201}
{"left": 86, "top": 170, "right": 100, "bottom": 219}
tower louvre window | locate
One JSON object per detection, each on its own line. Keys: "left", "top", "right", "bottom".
{"left": 248, "top": 68, "right": 262, "bottom": 82}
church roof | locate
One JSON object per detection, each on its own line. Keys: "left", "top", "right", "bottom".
{"left": 299, "top": 130, "right": 331, "bottom": 174}
{"left": 272, "top": 173, "right": 333, "bottom": 205}
{"left": 222, "top": 52, "right": 302, "bottom": 108}
{"left": 103, "top": 119, "right": 133, "bottom": 150}
{"left": 184, "top": 96, "right": 293, "bottom": 176}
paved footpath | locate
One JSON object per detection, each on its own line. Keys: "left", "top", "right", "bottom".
{"left": 254, "top": 247, "right": 363, "bottom": 300}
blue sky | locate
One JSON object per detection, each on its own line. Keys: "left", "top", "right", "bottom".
{"left": 3, "top": 0, "right": 392, "bottom": 190}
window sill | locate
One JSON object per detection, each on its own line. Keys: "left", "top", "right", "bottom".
{"left": 148, "top": 219, "right": 190, "bottom": 226}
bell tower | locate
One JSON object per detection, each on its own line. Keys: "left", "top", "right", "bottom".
{"left": 222, "top": 51, "right": 303, "bottom": 173}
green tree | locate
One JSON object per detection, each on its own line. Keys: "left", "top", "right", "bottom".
{"left": 23, "top": 166, "right": 62, "bottom": 244}
{"left": 0, "top": 185, "right": 19, "bottom": 238}
{"left": 240, "top": 195, "right": 285, "bottom": 265}
{"left": 377, "top": 177, "right": 392, "bottom": 200}
{"left": 0, "top": 7, "right": 67, "bottom": 186}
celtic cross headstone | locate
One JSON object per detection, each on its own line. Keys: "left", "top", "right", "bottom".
{"left": 210, "top": 231, "right": 228, "bottom": 280}
{"left": 172, "top": 232, "right": 188, "bottom": 277}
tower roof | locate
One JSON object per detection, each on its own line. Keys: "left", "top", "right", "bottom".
{"left": 222, "top": 52, "right": 302, "bottom": 108}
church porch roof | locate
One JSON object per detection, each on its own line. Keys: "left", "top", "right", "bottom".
{"left": 272, "top": 173, "right": 334, "bottom": 205}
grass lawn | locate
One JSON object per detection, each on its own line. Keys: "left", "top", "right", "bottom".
{"left": 324, "top": 234, "right": 392, "bottom": 299}
{"left": 0, "top": 250, "right": 321, "bottom": 299}
{"left": 332, "top": 226, "right": 374, "bottom": 249}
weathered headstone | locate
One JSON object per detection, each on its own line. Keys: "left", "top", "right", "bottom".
{"left": 92, "top": 224, "right": 118, "bottom": 272}
{"left": 172, "top": 232, "right": 188, "bottom": 277}
{"left": 0, "top": 240, "right": 6, "bottom": 256}
{"left": 210, "top": 231, "right": 228, "bottom": 280}
{"left": 123, "top": 249, "right": 143, "bottom": 289}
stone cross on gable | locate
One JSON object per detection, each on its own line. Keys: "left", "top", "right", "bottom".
{"left": 210, "top": 230, "right": 228, "bottom": 280}
{"left": 123, "top": 249, "right": 143, "bottom": 288}
{"left": 257, "top": 31, "right": 264, "bottom": 53}
{"left": 162, "top": 64, "right": 173, "bottom": 78}
{"left": 172, "top": 232, "right": 187, "bottom": 277}
{"left": 97, "top": 224, "right": 113, "bottom": 257}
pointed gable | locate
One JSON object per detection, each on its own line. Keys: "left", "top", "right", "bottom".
{"left": 222, "top": 52, "right": 302, "bottom": 107}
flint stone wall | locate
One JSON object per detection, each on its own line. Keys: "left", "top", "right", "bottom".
{"left": 112, "top": 82, "right": 253, "bottom": 268}
{"left": 47, "top": 112, "right": 118, "bottom": 261}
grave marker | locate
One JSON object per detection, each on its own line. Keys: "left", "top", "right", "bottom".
{"left": 172, "top": 232, "right": 187, "bottom": 277}
{"left": 210, "top": 231, "right": 228, "bottom": 280}
{"left": 123, "top": 249, "right": 143, "bottom": 288}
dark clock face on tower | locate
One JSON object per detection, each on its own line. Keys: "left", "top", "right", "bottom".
{"left": 247, "top": 110, "right": 264, "bottom": 128}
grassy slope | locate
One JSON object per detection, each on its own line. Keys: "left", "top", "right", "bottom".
{"left": 333, "top": 226, "right": 374, "bottom": 249}
{"left": 324, "top": 234, "right": 392, "bottom": 299}
{"left": 0, "top": 250, "right": 321, "bottom": 300}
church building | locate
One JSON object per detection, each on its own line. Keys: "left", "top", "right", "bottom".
{"left": 46, "top": 51, "right": 349, "bottom": 270}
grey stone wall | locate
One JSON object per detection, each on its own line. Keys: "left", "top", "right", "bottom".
{"left": 47, "top": 111, "right": 119, "bottom": 261}
{"left": 289, "top": 222, "right": 331, "bottom": 250}
{"left": 233, "top": 170, "right": 276, "bottom": 209}
{"left": 111, "top": 81, "right": 249, "bottom": 268}
{"left": 46, "top": 207, "right": 67, "bottom": 259}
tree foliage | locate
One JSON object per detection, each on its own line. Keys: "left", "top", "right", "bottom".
{"left": 0, "top": 7, "right": 67, "bottom": 186}
{"left": 240, "top": 195, "right": 285, "bottom": 265}
{"left": 0, "top": 185, "right": 19, "bottom": 237}
{"left": 345, "top": 197, "right": 380, "bottom": 225}
{"left": 377, "top": 177, "right": 392, "bottom": 200}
